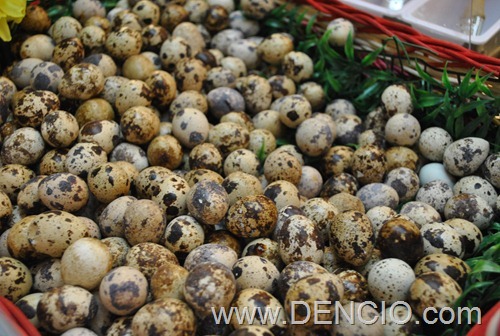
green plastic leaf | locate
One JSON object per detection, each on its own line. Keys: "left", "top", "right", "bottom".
{"left": 459, "top": 70, "right": 474, "bottom": 98}
{"left": 415, "top": 62, "right": 439, "bottom": 86}
{"left": 442, "top": 65, "right": 453, "bottom": 91}
{"left": 305, "top": 14, "right": 317, "bottom": 35}
{"left": 361, "top": 48, "right": 382, "bottom": 67}
{"left": 344, "top": 31, "right": 355, "bottom": 62}
{"left": 453, "top": 99, "right": 488, "bottom": 118}
{"left": 416, "top": 95, "right": 445, "bottom": 108}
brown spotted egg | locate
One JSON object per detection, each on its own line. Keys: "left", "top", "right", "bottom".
{"left": 384, "top": 167, "right": 420, "bottom": 202}
{"left": 301, "top": 197, "right": 338, "bottom": 243}
{"left": 115, "top": 79, "right": 152, "bottom": 115}
{"left": 207, "top": 88, "right": 246, "bottom": 120}
{"left": 186, "top": 180, "right": 229, "bottom": 225}
{"left": 15, "top": 293, "right": 44, "bottom": 329}
{"left": 101, "top": 237, "right": 130, "bottom": 269}
{"left": 351, "top": 144, "right": 387, "bottom": 185}
{"left": 7, "top": 216, "right": 39, "bottom": 261}
{"left": 163, "top": 215, "right": 205, "bottom": 258}
{"left": 175, "top": 58, "right": 207, "bottom": 92}
{"left": 232, "top": 256, "right": 280, "bottom": 292}
{"left": 147, "top": 135, "right": 183, "bottom": 169}
{"left": 264, "top": 180, "right": 301, "bottom": 210}
{"left": 356, "top": 183, "right": 399, "bottom": 210}
{"left": 30, "top": 61, "right": 64, "bottom": 92}
{"left": 453, "top": 175, "right": 497, "bottom": 208}
{"left": 120, "top": 106, "right": 159, "bottom": 145}
{"left": 224, "top": 149, "right": 260, "bottom": 176}
{"left": 32, "top": 258, "right": 64, "bottom": 292}
{"left": 400, "top": 201, "right": 441, "bottom": 228}
{"left": 377, "top": 216, "right": 424, "bottom": 266}
{"left": 227, "top": 39, "right": 259, "bottom": 70}
{"left": 263, "top": 150, "right": 302, "bottom": 185}
{"left": 328, "top": 192, "right": 365, "bottom": 213}
{"left": 184, "top": 243, "right": 238, "bottom": 271}
{"left": 365, "top": 206, "right": 396, "bottom": 240}
{"left": 65, "top": 143, "right": 107, "bottom": 177}
{"left": 0, "top": 164, "right": 36, "bottom": 202}
{"left": 38, "top": 173, "right": 89, "bottom": 212}
{"left": 37, "top": 285, "right": 97, "bottom": 333}
{"left": 206, "top": 230, "right": 242, "bottom": 255}
{"left": 277, "top": 261, "right": 328, "bottom": 299}
{"left": 1, "top": 127, "right": 45, "bottom": 166}
{"left": 385, "top": 113, "right": 421, "bottom": 146}
{"left": 151, "top": 263, "right": 189, "bottom": 301}
{"left": 444, "top": 193, "right": 493, "bottom": 230}
{"left": 443, "top": 137, "right": 489, "bottom": 177}
{"left": 285, "top": 273, "right": 344, "bottom": 328}
{"left": 421, "top": 223, "right": 465, "bottom": 258}
{"left": 61, "top": 238, "right": 112, "bottom": 290}
{"left": 381, "top": 84, "right": 413, "bottom": 116}
{"left": 38, "top": 149, "right": 68, "bottom": 175}
{"left": 330, "top": 210, "right": 374, "bottom": 266}
{"left": 145, "top": 70, "right": 177, "bottom": 107}
{"left": 325, "top": 98, "right": 356, "bottom": 120}
{"left": 184, "top": 261, "right": 236, "bottom": 318}
{"left": 13, "top": 89, "right": 59, "bottom": 127}
{"left": 123, "top": 199, "right": 166, "bottom": 245}
{"left": 0, "top": 191, "right": 12, "bottom": 229}
{"left": 332, "top": 301, "right": 383, "bottom": 336}
{"left": 58, "top": 63, "right": 104, "bottom": 100}
{"left": 222, "top": 171, "right": 264, "bottom": 207}
{"left": 333, "top": 269, "right": 369, "bottom": 304}
{"left": 409, "top": 272, "right": 462, "bottom": 318}
{"left": 125, "top": 242, "right": 179, "bottom": 280}
{"left": 106, "top": 317, "right": 133, "bottom": 336}
{"left": 295, "top": 117, "right": 334, "bottom": 157}
{"left": 208, "top": 121, "right": 250, "bottom": 157}
{"left": 189, "top": 142, "right": 223, "bottom": 173}
{"left": 132, "top": 298, "right": 197, "bottom": 335}
{"left": 99, "top": 266, "right": 148, "bottom": 316}
{"left": 98, "top": 196, "right": 137, "bottom": 238}
{"left": 482, "top": 153, "right": 500, "bottom": 188}
{"left": 282, "top": 51, "right": 313, "bottom": 83}
{"left": 172, "top": 107, "right": 209, "bottom": 148}
{"left": 87, "top": 163, "right": 131, "bottom": 203}
{"left": 52, "top": 37, "right": 85, "bottom": 71}
{"left": 321, "top": 146, "right": 354, "bottom": 177}
{"left": 418, "top": 127, "right": 453, "bottom": 162}
{"left": 184, "top": 169, "right": 224, "bottom": 186}
{"left": 416, "top": 180, "right": 454, "bottom": 214}
{"left": 368, "top": 258, "right": 415, "bottom": 304}
{"left": 385, "top": 146, "right": 419, "bottom": 171}
{"left": 226, "top": 194, "right": 277, "bottom": 238}
{"left": 0, "top": 257, "right": 32, "bottom": 302}
{"left": 335, "top": 114, "right": 364, "bottom": 145}
{"left": 27, "top": 211, "right": 89, "bottom": 258}
{"left": 276, "top": 94, "right": 311, "bottom": 128}
{"left": 277, "top": 214, "right": 324, "bottom": 264}
{"left": 445, "top": 218, "right": 482, "bottom": 258}
{"left": 414, "top": 253, "right": 470, "bottom": 288}
{"left": 40, "top": 110, "right": 79, "bottom": 148}
{"left": 242, "top": 238, "right": 284, "bottom": 271}
{"left": 105, "top": 27, "right": 142, "bottom": 61}
{"left": 252, "top": 110, "right": 285, "bottom": 138}
{"left": 297, "top": 166, "right": 323, "bottom": 199}
{"left": 149, "top": 173, "right": 190, "bottom": 221}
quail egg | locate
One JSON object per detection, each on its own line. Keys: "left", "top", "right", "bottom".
{"left": 443, "top": 137, "right": 489, "bottom": 177}
{"left": 368, "top": 258, "right": 415, "bottom": 304}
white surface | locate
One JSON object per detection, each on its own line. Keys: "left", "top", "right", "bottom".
{"left": 340, "top": 0, "right": 415, "bottom": 18}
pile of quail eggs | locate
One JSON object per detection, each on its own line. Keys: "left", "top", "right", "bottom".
{"left": 0, "top": 0, "right": 499, "bottom": 335}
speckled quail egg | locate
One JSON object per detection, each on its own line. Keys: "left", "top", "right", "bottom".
{"left": 123, "top": 199, "right": 166, "bottom": 245}
{"left": 99, "top": 76, "right": 128, "bottom": 107}
{"left": 184, "top": 261, "right": 236, "bottom": 318}
{"left": 58, "top": 63, "right": 104, "bottom": 100}
{"left": 377, "top": 216, "right": 424, "bottom": 265}
{"left": 170, "top": 90, "right": 209, "bottom": 116}
{"left": 132, "top": 298, "right": 197, "bottom": 335}
{"left": 0, "top": 164, "right": 36, "bottom": 202}
{"left": 75, "top": 98, "right": 114, "bottom": 128}
{"left": 174, "top": 58, "right": 207, "bottom": 92}
{"left": 229, "top": 326, "right": 276, "bottom": 336}
{"left": 9, "top": 58, "right": 44, "bottom": 88}
{"left": 52, "top": 37, "right": 85, "bottom": 70}
{"left": 295, "top": 117, "right": 334, "bottom": 157}
{"left": 385, "top": 113, "right": 421, "bottom": 146}
{"left": 207, "top": 87, "right": 245, "bottom": 120}
{"left": 76, "top": 122, "right": 118, "bottom": 157}
{"left": 32, "top": 258, "right": 64, "bottom": 292}
{"left": 409, "top": 271, "right": 462, "bottom": 318}
{"left": 242, "top": 238, "right": 283, "bottom": 270}
{"left": 132, "top": 0, "right": 160, "bottom": 25}
{"left": 163, "top": 215, "right": 204, "bottom": 258}
{"left": 38, "top": 173, "right": 89, "bottom": 212}
{"left": 297, "top": 166, "right": 323, "bottom": 199}
{"left": 79, "top": 25, "right": 106, "bottom": 53}
{"left": 159, "top": 37, "right": 192, "bottom": 72}
{"left": 37, "top": 285, "right": 96, "bottom": 334}
{"left": 13, "top": 89, "right": 59, "bottom": 127}
{"left": 356, "top": 183, "right": 399, "bottom": 210}
{"left": 98, "top": 196, "right": 136, "bottom": 238}
{"left": 106, "top": 317, "right": 133, "bottom": 336}
{"left": 285, "top": 273, "right": 344, "bottom": 328}
{"left": 98, "top": 266, "right": 148, "bottom": 316}
{"left": 299, "top": 82, "right": 326, "bottom": 111}
{"left": 416, "top": 180, "right": 453, "bottom": 215}
{"left": 206, "top": 230, "right": 242, "bottom": 254}
{"left": 267, "top": 75, "right": 296, "bottom": 100}
{"left": 226, "top": 194, "right": 277, "bottom": 238}
{"left": 334, "top": 269, "right": 369, "bottom": 304}
{"left": 326, "top": 17, "right": 355, "bottom": 47}
{"left": 189, "top": 143, "right": 224, "bottom": 173}
{"left": 120, "top": 106, "right": 160, "bottom": 145}
{"left": 122, "top": 54, "right": 156, "bottom": 81}
{"left": 125, "top": 242, "right": 179, "bottom": 279}
{"left": 110, "top": 143, "right": 149, "bottom": 172}
{"left": 482, "top": 153, "right": 500, "bottom": 188}
{"left": 7, "top": 215, "right": 39, "bottom": 261}
{"left": 150, "top": 173, "right": 191, "bottom": 221}
{"left": 222, "top": 171, "right": 263, "bottom": 206}
{"left": 276, "top": 94, "right": 312, "bottom": 128}
{"left": 263, "top": 150, "right": 302, "bottom": 185}
{"left": 400, "top": 201, "right": 441, "bottom": 228}
{"left": 227, "top": 39, "right": 259, "bottom": 70}
{"left": 252, "top": 110, "right": 285, "bottom": 138}
{"left": 381, "top": 84, "right": 413, "bottom": 116}
{"left": 257, "top": 33, "right": 293, "bottom": 65}
{"left": 1, "top": 127, "right": 45, "bottom": 165}
{"left": 358, "top": 129, "right": 385, "bottom": 147}
{"left": 320, "top": 145, "right": 354, "bottom": 177}
{"left": 414, "top": 253, "right": 470, "bottom": 288}
{"left": 444, "top": 193, "right": 493, "bottom": 230}
{"left": 301, "top": 197, "right": 338, "bottom": 243}
{"left": 237, "top": 75, "right": 273, "bottom": 114}
{"left": 453, "top": 175, "right": 497, "bottom": 208}
{"left": 368, "top": 258, "right": 415, "bottom": 304}
{"left": 87, "top": 163, "right": 131, "bottom": 203}
{"left": 0, "top": 191, "right": 12, "bottom": 229}
{"left": 15, "top": 293, "right": 44, "bottom": 329}
{"left": 332, "top": 301, "right": 383, "bottom": 336}
{"left": 101, "top": 237, "right": 130, "bottom": 268}
{"left": 445, "top": 218, "right": 482, "bottom": 258}
{"left": 328, "top": 192, "right": 365, "bottom": 213}
{"left": 65, "top": 143, "right": 107, "bottom": 178}
{"left": 419, "top": 162, "right": 456, "bottom": 188}
{"left": 325, "top": 98, "right": 356, "bottom": 121}
{"left": 205, "top": 66, "right": 236, "bottom": 91}
{"left": 151, "top": 263, "right": 189, "bottom": 301}
{"left": 145, "top": 70, "right": 176, "bottom": 107}
{"left": 172, "top": 108, "right": 209, "bottom": 148}
{"left": 229, "top": 287, "right": 286, "bottom": 333}
{"left": 229, "top": 9, "right": 259, "bottom": 35}
{"left": 418, "top": 127, "right": 453, "bottom": 162}
{"left": 277, "top": 261, "right": 328, "bottom": 299}
{"left": 248, "top": 128, "right": 275, "bottom": 156}
{"left": 264, "top": 180, "right": 301, "bottom": 210}
{"left": 106, "top": 27, "right": 142, "bottom": 61}
{"left": 421, "top": 223, "right": 465, "bottom": 258}
{"left": 186, "top": 180, "right": 229, "bottom": 225}
{"left": 41, "top": 110, "right": 79, "bottom": 148}
{"left": 20, "top": 5, "right": 51, "bottom": 33}
{"left": 78, "top": 217, "right": 100, "bottom": 239}
{"left": 337, "top": 116, "right": 366, "bottom": 148}
{"left": 0, "top": 257, "right": 32, "bottom": 302}
{"left": 351, "top": 145, "right": 386, "bottom": 185}
{"left": 272, "top": 205, "right": 304, "bottom": 240}
{"left": 277, "top": 214, "right": 324, "bottom": 264}
{"left": 208, "top": 121, "right": 250, "bottom": 157}
{"left": 82, "top": 54, "right": 117, "bottom": 77}
{"left": 272, "top": 145, "right": 305, "bottom": 166}
{"left": 384, "top": 167, "right": 420, "bottom": 202}
{"left": 115, "top": 79, "right": 152, "bottom": 115}
{"left": 220, "top": 56, "right": 247, "bottom": 80}
{"left": 29, "top": 61, "right": 63, "bottom": 92}
{"left": 282, "top": 51, "right": 314, "bottom": 83}
{"left": 241, "top": 0, "right": 277, "bottom": 19}
{"left": 172, "top": 22, "right": 205, "bottom": 55}
{"left": 385, "top": 146, "right": 420, "bottom": 172}
{"left": 184, "top": 243, "right": 238, "bottom": 271}
{"left": 232, "top": 255, "right": 280, "bottom": 292}
{"left": 365, "top": 206, "right": 396, "bottom": 240}
{"left": 443, "top": 137, "right": 490, "bottom": 177}
{"left": 60, "top": 238, "right": 112, "bottom": 290}
{"left": 330, "top": 210, "right": 374, "bottom": 266}
{"left": 38, "top": 149, "right": 68, "bottom": 175}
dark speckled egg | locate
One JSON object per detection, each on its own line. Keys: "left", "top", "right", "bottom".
{"left": 226, "top": 194, "right": 277, "bottom": 238}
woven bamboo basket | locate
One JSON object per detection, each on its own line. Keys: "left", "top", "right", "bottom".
{"left": 291, "top": 0, "right": 500, "bottom": 96}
